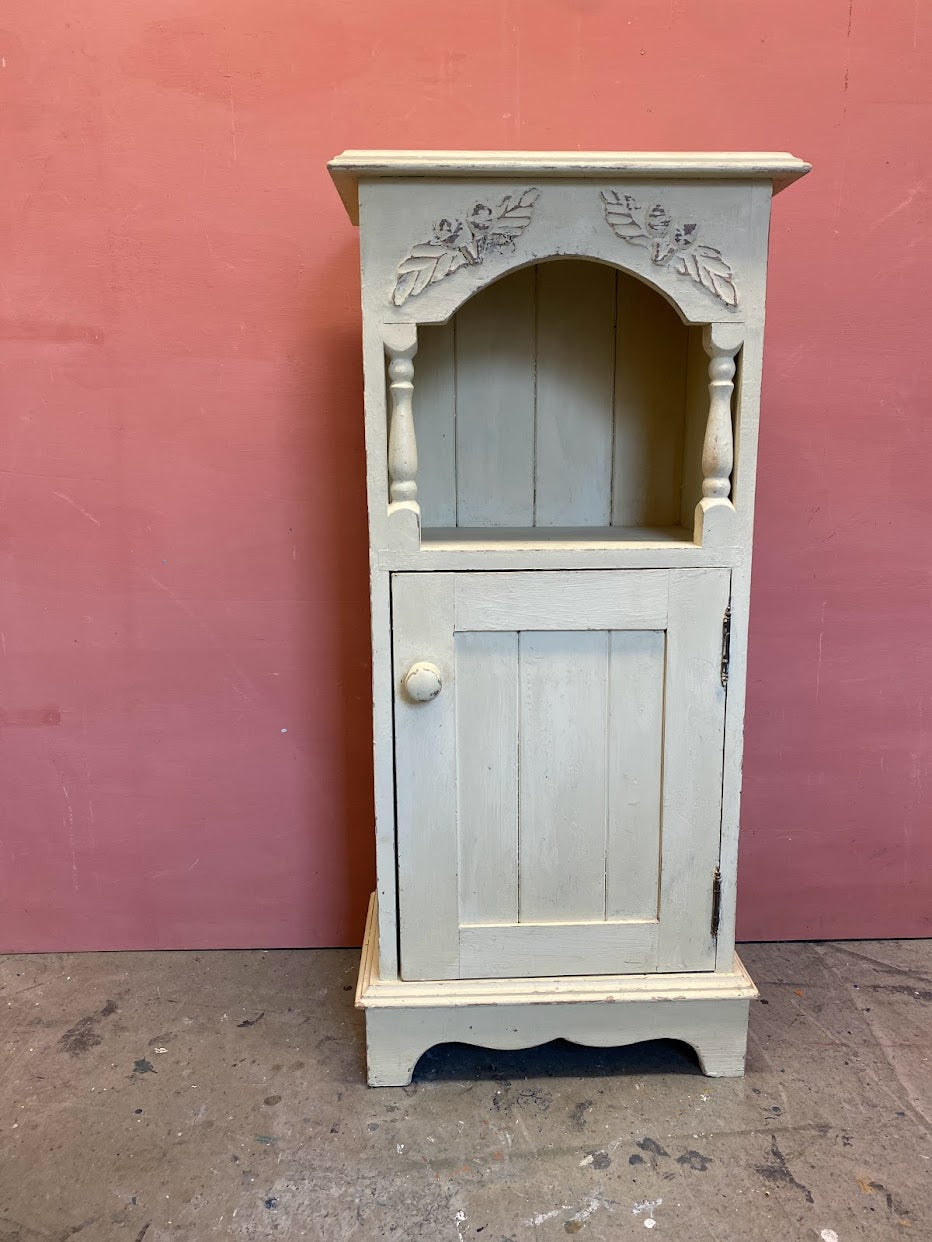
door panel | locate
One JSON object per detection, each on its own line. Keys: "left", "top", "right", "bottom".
{"left": 459, "top": 920, "right": 659, "bottom": 979}
{"left": 456, "top": 631, "right": 519, "bottom": 926}
{"left": 606, "top": 630, "right": 665, "bottom": 920}
{"left": 393, "top": 569, "right": 729, "bottom": 981}
{"left": 455, "top": 569, "right": 668, "bottom": 630}
{"left": 518, "top": 630, "right": 610, "bottom": 922}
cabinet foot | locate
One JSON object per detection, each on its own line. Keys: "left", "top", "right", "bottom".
{"left": 692, "top": 1018, "right": 752, "bottom": 1077}
{"left": 363, "top": 1013, "right": 424, "bottom": 1087}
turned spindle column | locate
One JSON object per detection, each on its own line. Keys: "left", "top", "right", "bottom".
{"left": 701, "top": 324, "right": 743, "bottom": 502}
{"left": 384, "top": 324, "right": 419, "bottom": 512}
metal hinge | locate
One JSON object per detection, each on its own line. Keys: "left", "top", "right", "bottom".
{"left": 711, "top": 868, "right": 722, "bottom": 938}
{"left": 720, "top": 605, "right": 731, "bottom": 688}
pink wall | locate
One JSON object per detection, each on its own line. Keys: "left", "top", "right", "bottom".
{"left": 2, "top": 1, "right": 929, "bottom": 951}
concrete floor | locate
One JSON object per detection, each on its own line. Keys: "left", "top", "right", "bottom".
{"left": 1, "top": 941, "right": 929, "bottom": 1241}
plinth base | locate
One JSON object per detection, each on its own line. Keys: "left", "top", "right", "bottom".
{"left": 356, "top": 896, "right": 757, "bottom": 1087}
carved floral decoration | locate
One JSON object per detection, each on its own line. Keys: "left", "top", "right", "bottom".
{"left": 391, "top": 189, "right": 540, "bottom": 306}
{"left": 600, "top": 191, "right": 739, "bottom": 309}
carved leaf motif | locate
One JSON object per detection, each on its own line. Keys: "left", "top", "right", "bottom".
{"left": 673, "top": 246, "right": 738, "bottom": 309}
{"left": 600, "top": 189, "right": 739, "bottom": 309}
{"left": 486, "top": 188, "right": 540, "bottom": 243}
{"left": 391, "top": 188, "right": 540, "bottom": 306}
{"left": 392, "top": 245, "right": 469, "bottom": 307}
{"left": 600, "top": 190, "right": 650, "bottom": 246}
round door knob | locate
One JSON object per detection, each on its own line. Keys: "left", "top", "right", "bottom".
{"left": 402, "top": 661, "right": 443, "bottom": 703}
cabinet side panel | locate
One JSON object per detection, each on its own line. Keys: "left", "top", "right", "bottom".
{"left": 612, "top": 274, "right": 688, "bottom": 527}
{"left": 534, "top": 261, "right": 616, "bottom": 526}
{"left": 454, "top": 267, "right": 536, "bottom": 526}
{"left": 370, "top": 569, "right": 399, "bottom": 977}
{"left": 713, "top": 319, "right": 766, "bottom": 967}
{"left": 518, "top": 630, "right": 609, "bottom": 922}
{"left": 456, "top": 631, "right": 519, "bottom": 925}
{"left": 414, "top": 320, "right": 456, "bottom": 527}
{"left": 606, "top": 629, "right": 665, "bottom": 920}
{"left": 716, "top": 558, "right": 753, "bottom": 969}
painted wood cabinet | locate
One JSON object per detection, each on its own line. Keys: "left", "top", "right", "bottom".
{"left": 328, "top": 151, "right": 810, "bottom": 1086}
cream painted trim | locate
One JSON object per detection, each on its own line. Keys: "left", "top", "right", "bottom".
{"left": 357, "top": 894, "right": 757, "bottom": 1010}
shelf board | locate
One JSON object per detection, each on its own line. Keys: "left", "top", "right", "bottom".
{"left": 420, "top": 525, "right": 696, "bottom": 551}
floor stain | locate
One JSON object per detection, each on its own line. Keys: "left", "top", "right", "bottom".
{"left": 491, "top": 1085, "right": 553, "bottom": 1115}
{"left": 865, "top": 984, "right": 932, "bottom": 1003}
{"left": 856, "top": 1173, "right": 912, "bottom": 1223}
{"left": 756, "top": 1134, "right": 814, "bottom": 1203}
{"left": 580, "top": 1149, "right": 611, "bottom": 1169}
{"left": 676, "top": 1150, "right": 713, "bottom": 1172}
{"left": 570, "top": 1099, "right": 594, "bottom": 1131}
{"left": 58, "top": 1001, "right": 119, "bottom": 1056}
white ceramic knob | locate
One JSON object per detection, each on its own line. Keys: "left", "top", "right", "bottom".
{"left": 402, "top": 662, "right": 443, "bottom": 703}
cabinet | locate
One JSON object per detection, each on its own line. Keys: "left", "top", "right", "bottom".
{"left": 328, "top": 151, "right": 810, "bottom": 1086}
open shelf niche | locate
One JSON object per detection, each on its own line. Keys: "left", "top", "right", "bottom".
{"left": 399, "top": 258, "right": 729, "bottom": 549}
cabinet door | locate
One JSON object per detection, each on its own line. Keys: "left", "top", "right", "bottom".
{"left": 393, "top": 569, "right": 729, "bottom": 981}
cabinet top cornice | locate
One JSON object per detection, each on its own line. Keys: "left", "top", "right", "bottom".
{"left": 328, "top": 150, "right": 810, "bottom": 222}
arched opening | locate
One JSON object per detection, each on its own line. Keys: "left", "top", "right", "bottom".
{"left": 409, "top": 1036, "right": 705, "bottom": 1083}
{"left": 413, "top": 258, "right": 711, "bottom": 543}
